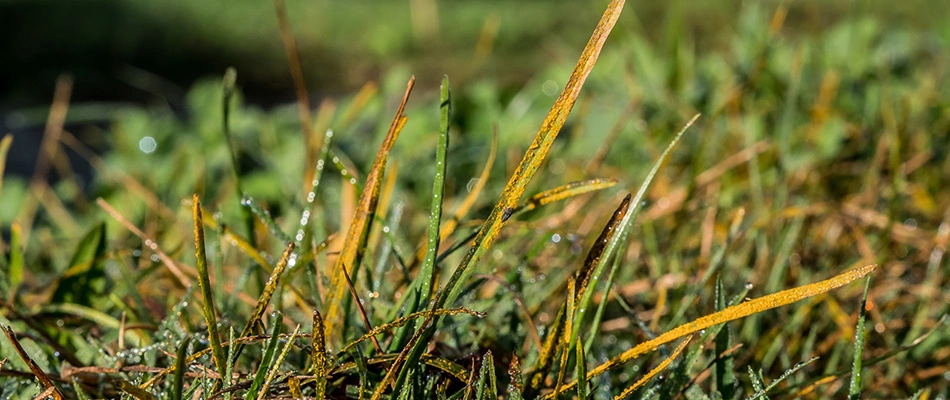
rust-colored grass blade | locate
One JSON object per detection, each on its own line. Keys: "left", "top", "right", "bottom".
{"left": 192, "top": 194, "right": 227, "bottom": 378}
{"left": 234, "top": 242, "right": 296, "bottom": 360}
{"left": 614, "top": 336, "right": 692, "bottom": 400}
{"left": 256, "top": 324, "right": 300, "bottom": 400}
{"left": 2, "top": 325, "right": 65, "bottom": 399}
{"left": 512, "top": 178, "right": 618, "bottom": 215}
{"left": 574, "top": 193, "right": 631, "bottom": 301}
{"left": 542, "top": 264, "right": 877, "bottom": 398}
{"left": 324, "top": 76, "right": 415, "bottom": 341}
{"left": 389, "top": 1, "right": 628, "bottom": 396}
{"left": 312, "top": 310, "right": 328, "bottom": 399}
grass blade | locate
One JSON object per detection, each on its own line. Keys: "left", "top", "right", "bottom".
{"left": 2, "top": 325, "right": 65, "bottom": 399}
{"left": 512, "top": 178, "right": 618, "bottom": 215}
{"left": 192, "top": 194, "right": 227, "bottom": 378}
{"left": 312, "top": 310, "right": 328, "bottom": 399}
{"left": 849, "top": 276, "right": 872, "bottom": 399}
{"left": 745, "top": 357, "right": 819, "bottom": 400}
{"left": 220, "top": 68, "right": 256, "bottom": 245}
{"left": 543, "top": 264, "right": 877, "bottom": 398}
{"left": 257, "top": 324, "right": 300, "bottom": 400}
{"left": 387, "top": 1, "right": 628, "bottom": 395}
{"left": 576, "top": 339, "right": 588, "bottom": 400}
{"left": 508, "top": 355, "right": 525, "bottom": 400}
{"left": 0, "top": 134, "right": 12, "bottom": 204}
{"left": 241, "top": 195, "right": 293, "bottom": 244}
{"left": 614, "top": 336, "right": 691, "bottom": 400}
{"left": 245, "top": 312, "right": 284, "bottom": 400}
{"left": 8, "top": 222, "right": 24, "bottom": 300}
{"left": 325, "top": 76, "right": 415, "bottom": 341}
{"left": 715, "top": 275, "right": 737, "bottom": 398}
{"left": 171, "top": 337, "right": 192, "bottom": 400}
{"left": 475, "top": 350, "right": 497, "bottom": 400}
{"left": 235, "top": 242, "right": 296, "bottom": 360}
{"left": 418, "top": 75, "right": 452, "bottom": 305}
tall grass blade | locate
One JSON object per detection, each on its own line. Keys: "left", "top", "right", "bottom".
{"left": 849, "top": 276, "right": 872, "bottom": 399}
{"left": 192, "top": 194, "right": 227, "bottom": 377}
{"left": 8, "top": 222, "right": 24, "bottom": 300}
{"left": 418, "top": 75, "right": 451, "bottom": 305}
{"left": 745, "top": 357, "right": 819, "bottom": 400}
{"left": 325, "top": 76, "right": 415, "bottom": 341}
{"left": 576, "top": 339, "right": 588, "bottom": 400}
{"left": 241, "top": 194, "right": 293, "bottom": 243}
{"left": 715, "top": 275, "right": 737, "bottom": 398}
{"left": 542, "top": 264, "right": 877, "bottom": 398}
{"left": 389, "top": 2, "right": 628, "bottom": 395}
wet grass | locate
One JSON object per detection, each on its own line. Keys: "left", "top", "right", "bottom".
{"left": 2, "top": 1, "right": 950, "bottom": 399}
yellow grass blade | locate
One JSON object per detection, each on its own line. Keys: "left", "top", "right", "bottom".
{"left": 542, "top": 264, "right": 877, "bottom": 398}
{"left": 324, "top": 77, "right": 415, "bottom": 341}
{"left": 614, "top": 336, "right": 692, "bottom": 399}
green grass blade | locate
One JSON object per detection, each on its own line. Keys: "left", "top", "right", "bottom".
{"left": 171, "top": 336, "right": 192, "bottom": 400}
{"left": 257, "top": 324, "right": 300, "bottom": 400}
{"left": 745, "top": 357, "right": 819, "bottom": 400}
{"left": 191, "top": 194, "right": 226, "bottom": 378}
{"left": 715, "top": 275, "right": 737, "bottom": 398}
{"left": 245, "top": 312, "right": 283, "bottom": 400}
{"left": 849, "top": 276, "right": 872, "bottom": 399}
{"left": 418, "top": 75, "right": 451, "bottom": 305}
{"left": 223, "top": 328, "right": 236, "bottom": 400}
{"left": 475, "top": 350, "right": 497, "bottom": 400}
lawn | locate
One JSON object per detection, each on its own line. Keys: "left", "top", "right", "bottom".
{"left": 1, "top": 0, "right": 948, "bottom": 398}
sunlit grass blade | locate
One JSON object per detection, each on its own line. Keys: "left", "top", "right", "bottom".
{"left": 191, "top": 195, "right": 226, "bottom": 378}
{"left": 390, "top": 3, "right": 628, "bottom": 393}
{"left": 324, "top": 76, "right": 415, "bottom": 341}
{"left": 2, "top": 325, "right": 65, "bottom": 399}
{"left": 849, "top": 276, "right": 872, "bottom": 400}
{"left": 615, "top": 336, "right": 691, "bottom": 400}
{"left": 543, "top": 264, "right": 877, "bottom": 398}
{"left": 553, "top": 277, "right": 577, "bottom": 397}
{"left": 257, "top": 324, "right": 300, "bottom": 400}
{"left": 512, "top": 178, "right": 618, "bottom": 215}
{"left": 245, "top": 312, "right": 284, "bottom": 400}
{"left": 312, "top": 310, "right": 328, "bottom": 399}
{"left": 475, "top": 351, "right": 497, "bottom": 400}
{"left": 224, "top": 328, "right": 236, "bottom": 400}
{"left": 235, "top": 242, "right": 295, "bottom": 360}
{"left": 171, "top": 336, "right": 192, "bottom": 400}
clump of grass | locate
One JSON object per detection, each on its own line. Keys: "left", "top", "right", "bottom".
{"left": 2, "top": 0, "right": 949, "bottom": 399}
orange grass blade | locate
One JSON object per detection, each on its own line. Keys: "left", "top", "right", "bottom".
{"left": 3, "top": 325, "right": 65, "bottom": 399}
{"left": 324, "top": 77, "right": 415, "bottom": 341}
{"left": 542, "top": 264, "right": 877, "bottom": 398}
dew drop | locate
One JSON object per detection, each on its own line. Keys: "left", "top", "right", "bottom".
{"left": 745, "top": 281, "right": 754, "bottom": 289}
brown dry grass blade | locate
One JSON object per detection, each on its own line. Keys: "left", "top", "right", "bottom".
{"left": 542, "top": 264, "right": 877, "bottom": 398}
{"left": 2, "top": 325, "right": 65, "bottom": 399}
{"left": 191, "top": 195, "right": 227, "bottom": 378}
{"left": 324, "top": 76, "right": 415, "bottom": 341}
{"left": 311, "top": 310, "right": 328, "bottom": 399}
